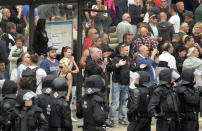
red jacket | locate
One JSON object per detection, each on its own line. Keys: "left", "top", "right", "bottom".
{"left": 82, "top": 36, "right": 92, "bottom": 53}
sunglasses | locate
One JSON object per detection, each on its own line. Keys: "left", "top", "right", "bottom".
{"left": 59, "top": 66, "right": 63, "bottom": 69}
{"left": 161, "top": 1, "right": 166, "bottom": 3}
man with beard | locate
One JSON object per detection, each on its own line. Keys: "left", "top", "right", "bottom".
{"left": 40, "top": 46, "right": 59, "bottom": 76}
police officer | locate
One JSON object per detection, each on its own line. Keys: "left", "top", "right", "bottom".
{"left": 148, "top": 68, "right": 180, "bottom": 131}
{"left": 76, "top": 75, "right": 107, "bottom": 131}
{"left": 127, "top": 71, "right": 152, "bottom": 131}
{"left": 0, "top": 80, "right": 17, "bottom": 130}
{"left": 37, "top": 75, "right": 56, "bottom": 124}
{"left": 176, "top": 68, "right": 201, "bottom": 131}
{"left": 12, "top": 89, "right": 48, "bottom": 131}
{"left": 48, "top": 77, "right": 72, "bottom": 131}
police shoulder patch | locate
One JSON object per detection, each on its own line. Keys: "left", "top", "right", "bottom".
{"left": 53, "top": 92, "right": 58, "bottom": 98}
{"left": 46, "top": 88, "right": 52, "bottom": 93}
{"left": 87, "top": 88, "right": 92, "bottom": 93}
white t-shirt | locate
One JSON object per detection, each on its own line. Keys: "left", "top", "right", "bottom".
{"left": 10, "top": 68, "right": 17, "bottom": 82}
{"left": 159, "top": 51, "right": 177, "bottom": 69}
{"left": 20, "top": 66, "right": 47, "bottom": 95}
{"left": 168, "top": 14, "right": 180, "bottom": 33}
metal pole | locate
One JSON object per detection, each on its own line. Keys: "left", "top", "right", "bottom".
{"left": 76, "top": 0, "right": 83, "bottom": 104}
{"left": 28, "top": 4, "right": 35, "bottom": 54}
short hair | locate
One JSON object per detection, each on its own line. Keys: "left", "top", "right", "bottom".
{"left": 192, "top": 23, "right": 202, "bottom": 34}
{"left": 176, "top": 45, "right": 186, "bottom": 53}
{"left": 91, "top": 35, "right": 100, "bottom": 45}
{"left": 147, "top": 1, "right": 155, "bottom": 7}
{"left": 176, "top": 1, "right": 184, "bottom": 8}
{"left": 16, "top": 34, "right": 25, "bottom": 43}
{"left": 161, "top": 41, "right": 172, "bottom": 52}
{"left": 137, "top": 22, "right": 149, "bottom": 29}
{"left": 123, "top": 33, "right": 131, "bottom": 41}
{"left": 180, "top": 22, "right": 188, "bottom": 30}
{"left": 6, "top": 22, "right": 16, "bottom": 33}
{"left": 0, "top": 59, "right": 5, "bottom": 64}
{"left": 187, "top": 47, "right": 197, "bottom": 57}
{"left": 30, "top": 54, "right": 39, "bottom": 64}
{"left": 172, "top": 33, "right": 180, "bottom": 39}
{"left": 169, "top": 4, "right": 177, "bottom": 12}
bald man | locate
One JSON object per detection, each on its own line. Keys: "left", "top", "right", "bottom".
{"left": 82, "top": 28, "right": 98, "bottom": 52}
{"left": 116, "top": 13, "right": 134, "bottom": 43}
{"left": 1, "top": 8, "right": 11, "bottom": 32}
{"left": 135, "top": 45, "right": 158, "bottom": 84}
{"left": 178, "top": 22, "right": 189, "bottom": 44}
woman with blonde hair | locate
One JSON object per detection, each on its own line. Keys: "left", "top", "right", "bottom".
{"left": 58, "top": 57, "right": 73, "bottom": 102}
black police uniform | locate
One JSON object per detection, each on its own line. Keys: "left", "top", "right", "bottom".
{"left": 11, "top": 89, "right": 48, "bottom": 131}
{"left": 127, "top": 71, "right": 152, "bottom": 131}
{"left": 148, "top": 69, "right": 180, "bottom": 131}
{"left": 176, "top": 68, "right": 200, "bottom": 131}
{"left": 48, "top": 77, "right": 72, "bottom": 131}
{"left": 37, "top": 75, "right": 56, "bottom": 124}
{"left": 76, "top": 75, "right": 107, "bottom": 131}
{"left": 0, "top": 80, "right": 17, "bottom": 130}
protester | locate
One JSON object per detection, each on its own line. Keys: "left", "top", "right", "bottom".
{"left": 192, "top": 23, "right": 202, "bottom": 44}
{"left": 183, "top": 11, "right": 195, "bottom": 34}
{"left": 8, "top": 34, "right": 27, "bottom": 77}
{"left": 116, "top": 13, "right": 134, "bottom": 43}
{"left": 1, "top": 8, "right": 11, "bottom": 33}
{"left": 175, "top": 45, "right": 186, "bottom": 74}
{"left": 0, "top": 59, "right": 6, "bottom": 80}
{"left": 194, "top": 0, "right": 202, "bottom": 23}
{"left": 40, "top": 46, "right": 59, "bottom": 76}
{"left": 136, "top": 45, "right": 158, "bottom": 84}
{"left": 176, "top": 1, "right": 188, "bottom": 23}
{"left": 179, "top": 22, "right": 189, "bottom": 44}
{"left": 33, "top": 19, "right": 49, "bottom": 57}
{"left": 168, "top": 4, "right": 180, "bottom": 33}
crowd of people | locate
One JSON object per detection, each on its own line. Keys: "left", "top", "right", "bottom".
{"left": 0, "top": 0, "right": 202, "bottom": 130}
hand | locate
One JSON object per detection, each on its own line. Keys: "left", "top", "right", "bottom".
{"left": 66, "top": 95, "right": 70, "bottom": 101}
{"left": 153, "top": 37, "right": 158, "bottom": 41}
{"left": 102, "top": 52, "right": 112, "bottom": 58}
{"left": 103, "top": 57, "right": 109, "bottom": 65}
{"left": 118, "top": 59, "right": 126, "bottom": 66}
{"left": 139, "top": 64, "right": 147, "bottom": 69}
{"left": 140, "top": 13, "right": 144, "bottom": 18}
{"left": 152, "top": 49, "right": 158, "bottom": 56}
{"left": 194, "top": 43, "right": 200, "bottom": 48}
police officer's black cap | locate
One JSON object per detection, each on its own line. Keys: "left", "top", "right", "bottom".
{"left": 2, "top": 80, "right": 17, "bottom": 95}
{"left": 181, "top": 68, "right": 195, "bottom": 85}
{"left": 52, "top": 77, "right": 68, "bottom": 91}
{"left": 85, "top": 75, "right": 105, "bottom": 94}
{"left": 46, "top": 46, "right": 58, "bottom": 52}
{"left": 159, "top": 68, "right": 172, "bottom": 85}
{"left": 138, "top": 71, "right": 151, "bottom": 87}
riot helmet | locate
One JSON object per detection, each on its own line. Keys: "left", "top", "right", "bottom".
{"left": 181, "top": 68, "right": 201, "bottom": 85}
{"left": 42, "top": 75, "right": 56, "bottom": 94}
{"left": 2, "top": 80, "right": 17, "bottom": 96}
{"left": 16, "top": 90, "right": 37, "bottom": 107}
{"left": 159, "top": 69, "right": 180, "bottom": 85}
{"left": 52, "top": 77, "right": 69, "bottom": 91}
{"left": 85, "top": 75, "right": 105, "bottom": 94}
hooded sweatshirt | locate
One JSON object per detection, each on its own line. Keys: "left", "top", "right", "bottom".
{"left": 183, "top": 57, "right": 202, "bottom": 87}
{"left": 157, "top": 21, "right": 175, "bottom": 45}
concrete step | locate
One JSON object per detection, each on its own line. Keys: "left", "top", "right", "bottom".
{"left": 110, "top": 38, "right": 118, "bottom": 44}
{"left": 110, "top": 32, "right": 117, "bottom": 38}
{"left": 109, "top": 43, "right": 118, "bottom": 50}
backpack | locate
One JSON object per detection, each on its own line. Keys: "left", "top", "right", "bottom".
{"left": 20, "top": 67, "right": 39, "bottom": 92}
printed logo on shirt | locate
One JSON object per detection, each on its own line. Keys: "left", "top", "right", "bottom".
{"left": 50, "top": 66, "right": 59, "bottom": 72}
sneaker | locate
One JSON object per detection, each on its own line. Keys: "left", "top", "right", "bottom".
{"left": 118, "top": 120, "right": 128, "bottom": 125}
{"left": 71, "top": 117, "right": 78, "bottom": 122}
{"left": 109, "top": 118, "right": 115, "bottom": 127}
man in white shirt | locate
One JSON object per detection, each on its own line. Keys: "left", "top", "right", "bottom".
{"left": 20, "top": 54, "right": 47, "bottom": 95}
{"left": 168, "top": 4, "right": 180, "bottom": 33}
{"left": 159, "top": 42, "right": 177, "bottom": 69}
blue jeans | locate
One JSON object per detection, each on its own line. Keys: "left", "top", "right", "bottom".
{"left": 167, "top": 0, "right": 172, "bottom": 5}
{"left": 109, "top": 82, "right": 128, "bottom": 121}
{"left": 132, "top": 25, "right": 137, "bottom": 37}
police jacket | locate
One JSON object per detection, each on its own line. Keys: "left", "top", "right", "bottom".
{"left": 48, "top": 94, "right": 72, "bottom": 130}
{"left": 127, "top": 86, "right": 151, "bottom": 122}
{"left": 0, "top": 95, "right": 16, "bottom": 129}
{"left": 109, "top": 55, "right": 140, "bottom": 85}
{"left": 12, "top": 105, "right": 48, "bottom": 131}
{"left": 148, "top": 86, "right": 179, "bottom": 118}
{"left": 176, "top": 84, "right": 200, "bottom": 113}
{"left": 76, "top": 94, "right": 106, "bottom": 131}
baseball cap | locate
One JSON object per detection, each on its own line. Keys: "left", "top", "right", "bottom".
{"left": 46, "top": 46, "right": 58, "bottom": 52}
{"left": 183, "top": 11, "right": 193, "bottom": 18}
